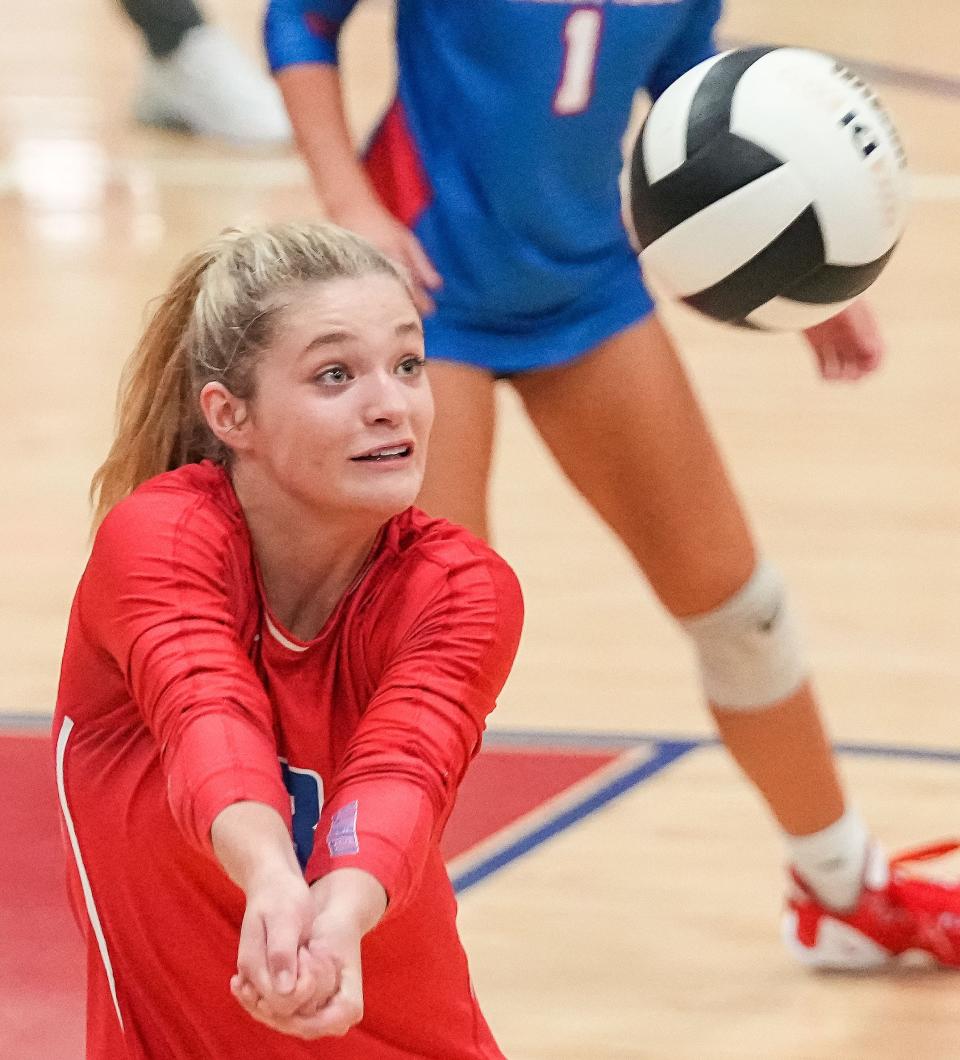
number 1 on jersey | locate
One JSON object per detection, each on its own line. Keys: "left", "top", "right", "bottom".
{"left": 554, "top": 8, "right": 603, "bottom": 116}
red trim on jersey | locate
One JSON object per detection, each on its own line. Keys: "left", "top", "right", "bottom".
{"left": 364, "top": 99, "right": 433, "bottom": 227}
{"left": 303, "top": 12, "right": 340, "bottom": 40}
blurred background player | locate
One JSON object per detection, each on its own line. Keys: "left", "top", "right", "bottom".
{"left": 54, "top": 221, "right": 522, "bottom": 1056}
{"left": 119, "top": 0, "right": 291, "bottom": 143}
{"left": 264, "top": 0, "right": 960, "bottom": 968}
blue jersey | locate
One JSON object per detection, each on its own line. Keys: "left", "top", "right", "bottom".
{"left": 266, "top": 0, "right": 721, "bottom": 373}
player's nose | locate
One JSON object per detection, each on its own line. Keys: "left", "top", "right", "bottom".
{"left": 361, "top": 371, "right": 407, "bottom": 425}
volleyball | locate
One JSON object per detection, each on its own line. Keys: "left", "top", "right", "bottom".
{"left": 625, "top": 46, "right": 908, "bottom": 330}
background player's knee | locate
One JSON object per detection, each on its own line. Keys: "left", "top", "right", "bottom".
{"left": 679, "top": 559, "right": 807, "bottom": 710}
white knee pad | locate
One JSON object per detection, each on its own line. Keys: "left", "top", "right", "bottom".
{"left": 679, "top": 559, "right": 807, "bottom": 710}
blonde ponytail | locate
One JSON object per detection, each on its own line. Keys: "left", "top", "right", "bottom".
{"left": 90, "top": 221, "right": 410, "bottom": 529}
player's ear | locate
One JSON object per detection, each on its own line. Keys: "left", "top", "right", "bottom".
{"left": 200, "top": 382, "right": 250, "bottom": 448}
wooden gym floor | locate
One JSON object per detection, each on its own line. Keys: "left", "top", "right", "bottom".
{"left": 1, "top": 1, "right": 959, "bottom": 1056}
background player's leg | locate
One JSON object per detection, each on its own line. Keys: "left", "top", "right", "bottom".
{"left": 510, "top": 314, "right": 845, "bottom": 839}
{"left": 118, "top": 0, "right": 203, "bottom": 58}
{"left": 417, "top": 359, "right": 497, "bottom": 540}
{"left": 119, "top": 0, "right": 291, "bottom": 144}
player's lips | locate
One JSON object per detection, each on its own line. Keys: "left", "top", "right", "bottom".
{"left": 349, "top": 440, "right": 415, "bottom": 462}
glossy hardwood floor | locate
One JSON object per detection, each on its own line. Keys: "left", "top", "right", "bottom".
{"left": 2, "top": 1, "right": 959, "bottom": 1055}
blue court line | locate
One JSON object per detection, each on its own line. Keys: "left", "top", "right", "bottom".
{"left": 7, "top": 715, "right": 960, "bottom": 763}
{"left": 0, "top": 714, "right": 54, "bottom": 731}
{"left": 8, "top": 717, "right": 960, "bottom": 896}
{"left": 833, "top": 58, "right": 960, "bottom": 100}
{"left": 721, "top": 38, "right": 960, "bottom": 101}
{"left": 483, "top": 727, "right": 960, "bottom": 764}
{"left": 452, "top": 729, "right": 960, "bottom": 894}
{"left": 451, "top": 740, "right": 698, "bottom": 894}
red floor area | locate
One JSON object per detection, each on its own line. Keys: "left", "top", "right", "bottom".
{"left": 0, "top": 732, "right": 616, "bottom": 1057}
{"left": 441, "top": 746, "right": 617, "bottom": 859}
{"left": 0, "top": 735, "right": 86, "bottom": 1056}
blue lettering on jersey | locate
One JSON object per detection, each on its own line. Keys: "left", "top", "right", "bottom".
{"left": 280, "top": 759, "right": 324, "bottom": 870}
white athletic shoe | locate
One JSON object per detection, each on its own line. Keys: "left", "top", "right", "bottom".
{"left": 134, "top": 25, "right": 292, "bottom": 146}
{"left": 784, "top": 839, "right": 960, "bottom": 969}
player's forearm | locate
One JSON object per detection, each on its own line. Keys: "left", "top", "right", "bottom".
{"left": 211, "top": 800, "right": 303, "bottom": 894}
{"left": 304, "top": 779, "right": 437, "bottom": 914}
{"left": 310, "top": 868, "right": 387, "bottom": 936}
{"left": 276, "top": 63, "right": 382, "bottom": 219}
{"left": 153, "top": 704, "right": 291, "bottom": 853}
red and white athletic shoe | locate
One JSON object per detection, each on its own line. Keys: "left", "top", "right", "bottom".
{"left": 783, "top": 841, "right": 960, "bottom": 969}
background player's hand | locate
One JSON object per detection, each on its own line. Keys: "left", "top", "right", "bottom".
{"left": 802, "top": 299, "right": 885, "bottom": 382}
{"left": 330, "top": 198, "right": 442, "bottom": 315}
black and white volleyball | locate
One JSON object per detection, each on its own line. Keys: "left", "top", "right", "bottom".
{"left": 626, "top": 46, "right": 908, "bottom": 330}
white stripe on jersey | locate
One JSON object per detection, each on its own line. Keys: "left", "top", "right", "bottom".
{"left": 56, "top": 717, "right": 125, "bottom": 1031}
{"left": 264, "top": 612, "right": 310, "bottom": 652}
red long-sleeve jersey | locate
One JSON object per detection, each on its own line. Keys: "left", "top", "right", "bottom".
{"left": 53, "top": 461, "right": 523, "bottom": 1059}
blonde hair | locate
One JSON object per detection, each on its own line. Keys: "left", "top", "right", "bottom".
{"left": 90, "top": 221, "right": 410, "bottom": 528}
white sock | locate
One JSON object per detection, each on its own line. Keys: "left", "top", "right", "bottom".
{"left": 785, "top": 806, "right": 886, "bottom": 910}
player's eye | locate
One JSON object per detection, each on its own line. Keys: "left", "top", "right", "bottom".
{"left": 315, "top": 364, "right": 351, "bottom": 385}
{"left": 397, "top": 356, "right": 426, "bottom": 377}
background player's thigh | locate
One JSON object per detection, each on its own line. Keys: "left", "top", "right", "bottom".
{"left": 417, "top": 358, "right": 497, "bottom": 539}
{"left": 511, "top": 314, "right": 756, "bottom": 618}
